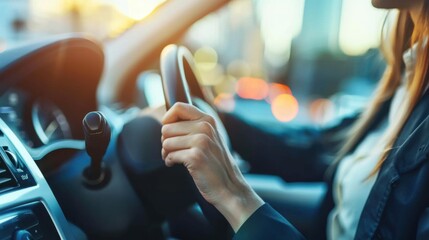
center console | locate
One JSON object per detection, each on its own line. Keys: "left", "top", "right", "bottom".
{"left": 0, "top": 118, "right": 71, "bottom": 239}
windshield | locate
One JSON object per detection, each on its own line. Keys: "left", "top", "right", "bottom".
{"left": 180, "top": 0, "right": 388, "bottom": 127}
{"left": 0, "top": 0, "right": 167, "bottom": 51}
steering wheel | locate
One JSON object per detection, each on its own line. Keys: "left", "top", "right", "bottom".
{"left": 160, "top": 44, "right": 231, "bottom": 149}
{"left": 118, "top": 44, "right": 231, "bottom": 238}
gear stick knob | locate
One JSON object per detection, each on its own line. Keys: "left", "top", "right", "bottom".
{"left": 82, "top": 111, "right": 111, "bottom": 186}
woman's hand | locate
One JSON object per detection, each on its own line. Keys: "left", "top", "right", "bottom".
{"left": 161, "top": 103, "right": 264, "bottom": 232}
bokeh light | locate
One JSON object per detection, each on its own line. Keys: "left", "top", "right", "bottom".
{"left": 214, "top": 93, "right": 235, "bottom": 112}
{"left": 214, "top": 75, "right": 237, "bottom": 95}
{"left": 194, "top": 46, "right": 218, "bottom": 71}
{"left": 271, "top": 94, "right": 299, "bottom": 122}
{"left": 236, "top": 77, "right": 269, "bottom": 100}
{"left": 266, "top": 83, "right": 292, "bottom": 104}
{"left": 309, "top": 98, "right": 335, "bottom": 124}
{"left": 194, "top": 46, "right": 222, "bottom": 86}
{"left": 197, "top": 64, "right": 223, "bottom": 86}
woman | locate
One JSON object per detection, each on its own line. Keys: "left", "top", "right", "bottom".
{"left": 160, "top": 0, "right": 429, "bottom": 239}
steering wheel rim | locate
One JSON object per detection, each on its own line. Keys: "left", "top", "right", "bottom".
{"left": 160, "top": 45, "right": 208, "bottom": 110}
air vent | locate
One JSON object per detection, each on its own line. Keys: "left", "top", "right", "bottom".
{"left": 0, "top": 155, "right": 17, "bottom": 192}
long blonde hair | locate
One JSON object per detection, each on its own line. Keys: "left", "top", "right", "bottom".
{"left": 337, "top": 3, "right": 429, "bottom": 175}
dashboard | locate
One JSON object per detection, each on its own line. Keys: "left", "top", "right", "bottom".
{"left": 0, "top": 35, "right": 104, "bottom": 239}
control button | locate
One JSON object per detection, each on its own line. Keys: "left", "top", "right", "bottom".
{"left": 5, "top": 150, "right": 20, "bottom": 170}
{"left": 16, "top": 171, "right": 36, "bottom": 187}
{"left": 19, "top": 174, "right": 28, "bottom": 181}
{"left": 14, "top": 230, "right": 34, "bottom": 240}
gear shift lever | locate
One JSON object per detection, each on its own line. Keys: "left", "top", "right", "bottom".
{"left": 82, "top": 111, "right": 111, "bottom": 186}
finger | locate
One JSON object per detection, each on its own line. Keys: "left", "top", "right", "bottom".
{"left": 162, "top": 120, "right": 199, "bottom": 138}
{"left": 162, "top": 102, "right": 213, "bottom": 125}
{"left": 164, "top": 148, "right": 205, "bottom": 168}
{"left": 163, "top": 135, "right": 192, "bottom": 153}
{"left": 163, "top": 134, "right": 213, "bottom": 153}
{"left": 162, "top": 120, "right": 215, "bottom": 139}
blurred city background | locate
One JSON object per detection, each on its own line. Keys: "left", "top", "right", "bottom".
{"left": 0, "top": 0, "right": 390, "bottom": 128}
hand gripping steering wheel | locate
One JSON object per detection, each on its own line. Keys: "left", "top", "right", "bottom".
{"left": 160, "top": 44, "right": 231, "bottom": 238}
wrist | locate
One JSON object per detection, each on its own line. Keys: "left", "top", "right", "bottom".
{"left": 214, "top": 184, "right": 264, "bottom": 232}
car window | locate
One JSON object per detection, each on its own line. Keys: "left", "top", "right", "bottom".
{"left": 182, "top": 0, "right": 388, "bottom": 128}
{"left": 0, "top": 0, "right": 167, "bottom": 50}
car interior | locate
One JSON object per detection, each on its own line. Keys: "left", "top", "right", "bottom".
{"left": 0, "top": 0, "right": 386, "bottom": 239}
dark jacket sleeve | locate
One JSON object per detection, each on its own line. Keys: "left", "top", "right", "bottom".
{"left": 222, "top": 112, "right": 357, "bottom": 182}
{"left": 234, "top": 203, "right": 305, "bottom": 240}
